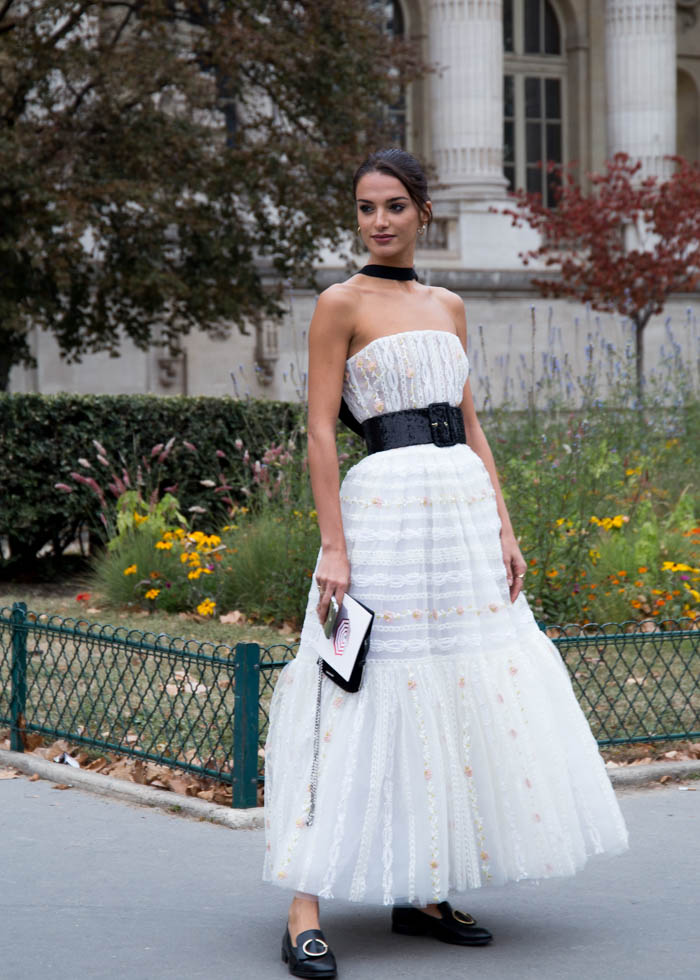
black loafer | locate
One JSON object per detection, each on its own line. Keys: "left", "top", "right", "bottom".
{"left": 281, "top": 927, "right": 337, "bottom": 978}
{"left": 391, "top": 900, "right": 493, "bottom": 946}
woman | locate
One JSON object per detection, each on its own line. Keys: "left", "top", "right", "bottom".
{"left": 263, "top": 148, "right": 629, "bottom": 979}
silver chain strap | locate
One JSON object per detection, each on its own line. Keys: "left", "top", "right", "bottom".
{"left": 306, "top": 657, "right": 323, "bottom": 827}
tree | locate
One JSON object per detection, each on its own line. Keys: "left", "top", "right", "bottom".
{"left": 502, "top": 153, "right": 700, "bottom": 395}
{"left": 0, "top": 1, "right": 424, "bottom": 390}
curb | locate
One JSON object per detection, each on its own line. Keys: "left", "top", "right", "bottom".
{"left": 2, "top": 749, "right": 699, "bottom": 824}
{"left": 0, "top": 748, "right": 264, "bottom": 829}
{"left": 606, "top": 759, "right": 700, "bottom": 788}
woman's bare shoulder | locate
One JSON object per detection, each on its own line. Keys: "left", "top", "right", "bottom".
{"left": 316, "top": 280, "right": 361, "bottom": 313}
{"left": 430, "top": 285, "right": 465, "bottom": 316}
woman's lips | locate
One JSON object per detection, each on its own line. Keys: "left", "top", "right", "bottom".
{"left": 372, "top": 235, "right": 395, "bottom": 242}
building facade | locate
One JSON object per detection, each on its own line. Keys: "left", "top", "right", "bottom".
{"left": 9, "top": 0, "right": 700, "bottom": 408}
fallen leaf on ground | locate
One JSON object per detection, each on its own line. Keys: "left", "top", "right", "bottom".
{"left": 0, "top": 769, "right": 20, "bottom": 779}
{"left": 219, "top": 610, "right": 246, "bottom": 625}
{"left": 52, "top": 784, "right": 71, "bottom": 790}
{"left": 29, "top": 773, "right": 40, "bottom": 782}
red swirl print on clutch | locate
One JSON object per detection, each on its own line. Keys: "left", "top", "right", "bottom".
{"left": 333, "top": 611, "right": 351, "bottom": 656}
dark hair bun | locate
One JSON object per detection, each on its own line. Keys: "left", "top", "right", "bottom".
{"left": 353, "top": 148, "right": 432, "bottom": 225}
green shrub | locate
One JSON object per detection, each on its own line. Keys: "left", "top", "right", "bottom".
{"left": 0, "top": 392, "right": 303, "bottom": 568}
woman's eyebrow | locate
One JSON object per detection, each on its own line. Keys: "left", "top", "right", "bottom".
{"left": 356, "top": 196, "right": 410, "bottom": 203}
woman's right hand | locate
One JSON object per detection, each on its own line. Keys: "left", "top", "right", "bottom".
{"left": 315, "top": 548, "right": 351, "bottom": 626}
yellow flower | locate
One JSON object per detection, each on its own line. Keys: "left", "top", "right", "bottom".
{"left": 197, "top": 598, "right": 216, "bottom": 616}
{"left": 155, "top": 540, "right": 173, "bottom": 550}
{"left": 180, "top": 552, "right": 189, "bottom": 564}
{"left": 546, "top": 569, "right": 558, "bottom": 578}
{"left": 188, "top": 568, "right": 203, "bottom": 580}
{"left": 555, "top": 518, "right": 565, "bottom": 526}
{"left": 145, "top": 588, "right": 160, "bottom": 600}
{"left": 162, "top": 531, "right": 174, "bottom": 540}
{"left": 123, "top": 564, "right": 137, "bottom": 576}
{"left": 133, "top": 512, "right": 148, "bottom": 526}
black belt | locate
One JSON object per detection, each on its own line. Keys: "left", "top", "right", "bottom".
{"left": 357, "top": 402, "right": 467, "bottom": 454}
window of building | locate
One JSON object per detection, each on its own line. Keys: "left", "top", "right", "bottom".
{"left": 503, "top": 0, "right": 566, "bottom": 205}
{"left": 382, "top": 1, "right": 408, "bottom": 147}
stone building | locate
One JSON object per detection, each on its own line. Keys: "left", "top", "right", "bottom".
{"left": 9, "top": 0, "right": 700, "bottom": 408}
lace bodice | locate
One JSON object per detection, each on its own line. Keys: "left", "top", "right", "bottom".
{"left": 342, "top": 329, "right": 469, "bottom": 423}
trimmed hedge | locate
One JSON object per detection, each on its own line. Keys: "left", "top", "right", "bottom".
{"left": 0, "top": 393, "right": 304, "bottom": 567}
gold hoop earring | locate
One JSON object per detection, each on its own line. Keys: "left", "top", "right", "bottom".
{"left": 357, "top": 226, "right": 361, "bottom": 234}
{"left": 418, "top": 225, "right": 425, "bottom": 235}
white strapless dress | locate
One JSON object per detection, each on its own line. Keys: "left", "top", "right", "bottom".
{"left": 262, "top": 329, "right": 628, "bottom": 906}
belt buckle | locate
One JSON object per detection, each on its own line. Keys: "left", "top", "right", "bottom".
{"left": 427, "top": 402, "right": 456, "bottom": 447}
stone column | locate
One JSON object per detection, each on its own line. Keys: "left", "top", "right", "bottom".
{"left": 428, "top": 0, "right": 507, "bottom": 203}
{"left": 605, "top": 0, "right": 677, "bottom": 179}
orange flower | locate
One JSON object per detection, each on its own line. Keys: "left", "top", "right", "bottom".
{"left": 638, "top": 566, "right": 648, "bottom": 573}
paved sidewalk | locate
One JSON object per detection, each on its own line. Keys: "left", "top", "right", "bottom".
{"left": 1, "top": 776, "right": 698, "bottom": 980}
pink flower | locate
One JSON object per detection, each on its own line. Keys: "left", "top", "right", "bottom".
{"left": 424, "top": 768, "right": 432, "bottom": 780}
{"left": 54, "top": 483, "right": 73, "bottom": 493}
{"left": 525, "top": 777, "right": 532, "bottom": 788}
{"left": 412, "top": 609, "right": 422, "bottom": 620}
{"left": 509, "top": 728, "right": 518, "bottom": 738}
{"left": 456, "top": 605, "right": 464, "bottom": 615}
{"left": 407, "top": 679, "right": 417, "bottom": 690}
{"left": 464, "top": 765, "right": 473, "bottom": 777}
{"left": 496, "top": 693, "right": 504, "bottom": 703}
{"left": 458, "top": 677, "right": 465, "bottom": 688}
{"left": 509, "top": 665, "right": 518, "bottom": 676}
{"left": 534, "top": 813, "right": 542, "bottom": 823}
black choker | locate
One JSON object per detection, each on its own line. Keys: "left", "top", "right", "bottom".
{"left": 359, "top": 264, "right": 418, "bottom": 281}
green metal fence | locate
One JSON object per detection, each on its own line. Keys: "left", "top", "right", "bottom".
{"left": 1, "top": 602, "right": 698, "bottom": 808}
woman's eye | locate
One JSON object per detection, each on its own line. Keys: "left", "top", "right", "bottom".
{"left": 359, "top": 205, "right": 373, "bottom": 213}
{"left": 390, "top": 204, "right": 405, "bottom": 212}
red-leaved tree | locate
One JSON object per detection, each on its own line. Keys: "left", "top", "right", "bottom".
{"left": 503, "top": 153, "right": 700, "bottom": 395}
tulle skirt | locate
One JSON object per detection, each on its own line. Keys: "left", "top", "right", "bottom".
{"left": 262, "top": 444, "right": 629, "bottom": 905}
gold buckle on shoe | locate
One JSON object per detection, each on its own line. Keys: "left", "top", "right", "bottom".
{"left": 452, "top": 909, "right": 476, "bottom": 926}
{"left": 302, "top": 938, "right": 329, "bottom": 957}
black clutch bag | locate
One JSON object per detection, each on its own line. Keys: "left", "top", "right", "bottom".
{"left": 319, "top": 592, "right": 374, "bottom": 693}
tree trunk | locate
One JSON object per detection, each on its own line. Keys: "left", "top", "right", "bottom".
{"left": 0, "top": 325, "right": 35, "bottom": 392}
{"left": 633, "top": 313, "right": 651, "bottom": 401}
{"left": 0, "top": 346, "right": 13, "bottom": 393}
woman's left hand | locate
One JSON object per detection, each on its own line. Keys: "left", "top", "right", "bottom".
{"left": 500, "top": 529, "right": 527, "bottom": 603}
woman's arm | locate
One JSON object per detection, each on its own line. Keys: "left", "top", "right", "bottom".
{"left": 306, "top": 285, "right": 355, "bottom": 623}
{"left": 441, "top": 291, "right": 527, "bottom": 603}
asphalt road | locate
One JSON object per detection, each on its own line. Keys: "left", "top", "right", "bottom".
{"left": 0, "top": 776, "right": 697, "bottom": 980}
